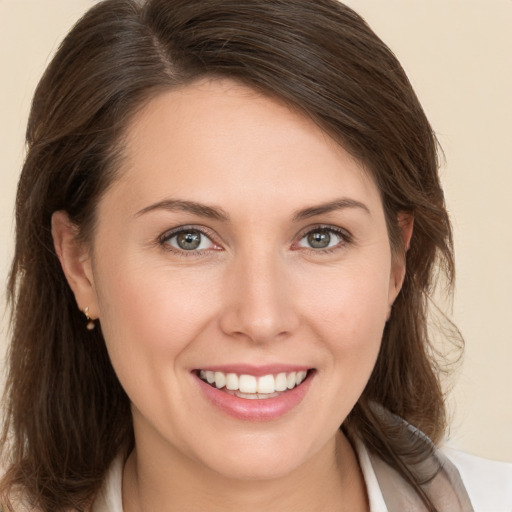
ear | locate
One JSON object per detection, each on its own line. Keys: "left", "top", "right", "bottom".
{"left": 397, "top": 211, "right": 414, "bottom": 252}
{"left": 51, "top": 211, "right": 99, "bottom": 320}
{"left": 387, "top": 212, "right": 414, "bottom": 314}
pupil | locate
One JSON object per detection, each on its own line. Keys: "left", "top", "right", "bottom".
{"left": 177, "top": 231, "right": 201, "bottom": 250}
{"left": 308, "top": 230, "right": 331, "bottom": 249}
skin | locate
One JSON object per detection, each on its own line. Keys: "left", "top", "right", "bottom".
{"left": 52, "top": 78, "right": 412, "bottom": 511}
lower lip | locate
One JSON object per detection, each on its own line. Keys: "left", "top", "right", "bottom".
{"left": 194, "top": 372, "right": 314, "bottom": 422}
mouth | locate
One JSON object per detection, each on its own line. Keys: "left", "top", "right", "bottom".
{"left": 192, "top": 363, "right": 316, "bottom": 420}
{"left": 195, "top": 369, "right": 311, "bottom": 399}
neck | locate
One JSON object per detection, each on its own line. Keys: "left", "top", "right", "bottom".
{"left": 122, "top": 430, "right": 368, "bottom": 512}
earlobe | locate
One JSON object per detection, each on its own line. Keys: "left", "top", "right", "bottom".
{"left": 51, "top": 211, "right": 99, "bottom": 319}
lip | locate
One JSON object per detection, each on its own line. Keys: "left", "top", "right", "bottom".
{"left": 195, "top": 364, "right": 311, "bottom": 377}
{"left": 193, "top": 367, "right": 315, "bottom": 422}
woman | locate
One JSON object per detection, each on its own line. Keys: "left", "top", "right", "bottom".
{"left": 1, "top": 0, "right": 510, "bottom": 511}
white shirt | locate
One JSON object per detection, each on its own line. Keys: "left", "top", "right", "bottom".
{"left": 92, "top": 444, "right": 512, "bottom": 511}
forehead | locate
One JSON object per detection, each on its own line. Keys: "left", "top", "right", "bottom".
{"left": 109, "top": 78, "right": 382, "bottom": 219}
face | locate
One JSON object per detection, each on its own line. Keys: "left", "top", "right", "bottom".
{"left": 60, "top": 79, "right": 406, "bottom": 480}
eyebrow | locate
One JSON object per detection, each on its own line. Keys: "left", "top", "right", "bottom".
{"left": 292, "top": 198, "right": 371, "bottom": 221}
{"left": 135, "top": 199, "right": 230, "bottom": 221}
{"left": 135, "top": 197, "right": 370, "bottom": 222}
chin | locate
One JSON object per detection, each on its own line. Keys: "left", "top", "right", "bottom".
{"left": 191, "top": 430, "right": 318, "bottom": 482}
{"left": 208, "top": 454, "right": 303, "bottom": 482}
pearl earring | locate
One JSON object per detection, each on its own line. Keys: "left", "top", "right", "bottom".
{"left": 83, "top": 306, "right": 96, "bottom": 330}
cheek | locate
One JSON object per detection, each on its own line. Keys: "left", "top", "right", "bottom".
{"left": 92, "top": 254, "right": 220, "bottom": 373}
{"left": 298, "top": 258, "right": 391, "bottom": 394}
{"left": 92, "top": 259, "right": 225, "bottom": 433}
{"left": 303, "top": 259, "right": 392, "bottom": 338}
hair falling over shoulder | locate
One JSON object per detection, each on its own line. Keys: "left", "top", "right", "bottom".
{"left": 1, "top": 1, "right": 461, "bottom": 510}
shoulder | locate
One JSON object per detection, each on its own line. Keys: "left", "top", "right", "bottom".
{"left": 443, "top": 446, "right": 512, "bottom": 512}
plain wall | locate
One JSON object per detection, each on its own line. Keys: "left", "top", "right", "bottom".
{"left": 1, "top": 0, "right": 511, "bottom": 461}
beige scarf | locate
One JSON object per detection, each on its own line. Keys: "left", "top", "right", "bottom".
{"left": 365, "top": 405, "right": 474, "bottom": 512}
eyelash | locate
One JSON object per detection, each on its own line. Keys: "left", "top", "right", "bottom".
{"left": 157, "top": 224, "right": 353, "bottom": 256}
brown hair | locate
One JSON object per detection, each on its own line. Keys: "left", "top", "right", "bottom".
{"left": 1, "top": 0, "right": 458, "bottom": 510}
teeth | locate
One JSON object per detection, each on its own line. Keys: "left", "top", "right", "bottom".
{"left": 214, "top": 372, "right": 226, "bottom": 389}
{"left": 296, "top": 370, "right": 307, "bottom": 385}
{"left": 225, "top": 373, "right": 239, "bottom": 390}
{"left": 257, "top": 374, "right": 275, "bottom": 394}
{"left": 199, "top": 369, "right": 309, "bottom": 395}
{"left": 239, "top": 374, "right": 257, "bottom": 393}
{"left": 275, "top": 372, "right": 288, "bottom": 391}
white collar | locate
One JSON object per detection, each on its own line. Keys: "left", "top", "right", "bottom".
{"left": 92, "top": 454, "right": 124, "bottom": 512}
{"left": 354, "top": 438, "right": 389, "bottom": 512}
{"left": 92, "top": 443, "right": 388, "bottom": 512}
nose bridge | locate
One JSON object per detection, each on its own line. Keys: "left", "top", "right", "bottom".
{"left": 220, "top": 245, "right": 297, "bottom": 342}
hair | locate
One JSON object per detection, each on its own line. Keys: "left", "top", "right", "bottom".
{"left": 1, "top": 0, "right": 459, "bottom": 510}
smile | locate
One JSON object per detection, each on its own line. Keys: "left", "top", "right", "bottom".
{"left": 198, "top": 370, "right": 309, "bottom": 398}
{"left": 194, "top": 367, "right": 314, "bottom": 421}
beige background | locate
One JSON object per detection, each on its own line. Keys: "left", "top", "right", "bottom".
{"left": 1, "top": 1, "right": 511, "bottom": 461}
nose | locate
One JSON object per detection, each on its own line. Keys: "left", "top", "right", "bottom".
{"left": 218, "top": 250, "right": 299, "bottom": 344}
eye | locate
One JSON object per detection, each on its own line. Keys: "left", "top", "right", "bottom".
{"left": 161, "top": 228, "right": 217, "bottom": 252}
{"left": 296, "top": 227, "right": 349, "bottom": 251}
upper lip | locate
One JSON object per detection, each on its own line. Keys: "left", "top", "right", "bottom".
{"left": 193, "top": 364, "right": 312, "bottom": 376}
